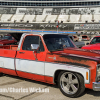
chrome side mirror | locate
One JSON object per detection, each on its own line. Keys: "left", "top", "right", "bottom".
{"left": 31, "top": 44, "right": 39, "bottom": 51}
{"left": 31, "top": 44, "right": 39, "bottom": 60}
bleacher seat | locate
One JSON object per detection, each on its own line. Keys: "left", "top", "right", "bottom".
{"left": 11, "top": 14, "right": 24, "bottom": 22}
{"left": 0, "top": 13, "right": 99, "bottom": 24}
{"left": 70, "top": 15, "right": 80, "bottom": 23}
{"left": 45, "top": 15, "right": 57, "bottom": 23}
{"left": 23, "top": 15, "right": 36, "bottom": 23}
{"left": 36, "top": 15, "right": 46, "bottom": 22}
{"left": 94, "top": 15, "right": 100, "bottom": 22}
{"left": 0, "top": 14, "right": 13, "bottom": 22}
{"left": 81, "top": 15, "right": 92, "bottom": 23}
{"left": 57, "top": 15, "right": 68, "bottom": 23}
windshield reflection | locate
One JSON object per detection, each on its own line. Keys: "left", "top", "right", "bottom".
{"left": 43, "top": 34, "right": 75, "bottom": 51}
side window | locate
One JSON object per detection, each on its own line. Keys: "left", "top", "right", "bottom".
{"left": 22, "top": 36, "right": 44, "bottom": 51}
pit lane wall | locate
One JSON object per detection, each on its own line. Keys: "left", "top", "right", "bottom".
{"left": 0, "top": 23, "right": 100, "bottom": 32}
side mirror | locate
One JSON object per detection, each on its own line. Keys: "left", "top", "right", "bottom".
{"left": 31, "top": 44, "right": 39, "bottom": 51}
{"left": 86, "top": 43, "right": 89, "bottom": 45}
{"left": 31, "top": 44, "right": 39, "bottom": 60}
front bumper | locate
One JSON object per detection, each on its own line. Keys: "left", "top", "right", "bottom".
{"left": 93, "top": 82, "right": 100, "bottom": 91}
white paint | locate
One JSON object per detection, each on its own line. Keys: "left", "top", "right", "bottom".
{"left": 0, "top": 55, "right": 90, "bottom": 84}
{"left": 0, "top": 61, "right": 3, "bottom": 67}
{"left": 0, "top": 57, "right": 15, "bottom": 70}
{"left": 45, "top": 63, "right": 90, "bottom": 84}
{"left": 15, "top": 57, "right": 90, "bottom": 84}
{"left": 16, "top": 59, "right": 45, "bottom": 75}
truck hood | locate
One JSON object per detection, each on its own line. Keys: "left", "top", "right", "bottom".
{"left": 46, "top": 47, "right": 100, "bottom": 68}
{"left": 82, "top": 43, "right": 100, "bottom": 50}
{"left": 51, "top": 47, "right": 100, "bottom": 61}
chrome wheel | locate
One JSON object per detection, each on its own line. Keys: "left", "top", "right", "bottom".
{"left": 60, "top": 72, "right": 79, "bottom": 95}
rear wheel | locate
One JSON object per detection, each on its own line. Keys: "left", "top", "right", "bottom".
{"left": 58, "top": 71, "right": 85, "bottom": 98}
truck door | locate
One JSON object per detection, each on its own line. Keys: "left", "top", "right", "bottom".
{"left": 16, "top": 35, "right": 46, "bottom": 81}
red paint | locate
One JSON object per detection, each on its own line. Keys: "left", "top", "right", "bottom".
{"left": 0, "top": 35, "right": 17, "bottom": 45}
{"left": 0, "top": 67, "right": 54, "bottom": 84}
{"left": 0, "top": 49, "right": 17, "bottom": 58}
{"left": 45, "top": 76, "right": 54, "bottom": 83}
{"left": 0, "top": 67, "right": 17, "bottom": 76}
{"left": 82, "top": 35, "right": 100, "bottom": 50}
{"left": 82, "top": 43, "right": 100, "bottom": 50}
{"left": 17, "top": 70, "right": 44, "bottom": 81}
{"left": 15, "top": 70, "right": 54, "bottom": 84}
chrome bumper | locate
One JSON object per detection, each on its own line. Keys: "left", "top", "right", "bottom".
{"left": 93, "top": 82, "right": 100, "bottom": 91}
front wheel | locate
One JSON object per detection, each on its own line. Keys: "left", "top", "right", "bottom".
{"left": 58, "top": 71, "right": 85, "bottom": 98}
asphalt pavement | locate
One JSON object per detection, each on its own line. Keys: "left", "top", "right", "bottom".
{"left": 0, "top": 75, "right": 100, "bottom": 100}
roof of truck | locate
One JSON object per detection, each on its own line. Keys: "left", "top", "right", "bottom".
{"left": 10, "top": 32, "right": 67, "bottom": 41}
{"left": 25, "top": 32, "right": 63, "bottom": 36}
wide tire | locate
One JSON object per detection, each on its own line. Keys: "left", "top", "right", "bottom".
{"left": 58, "top": 71, "right": 85, "bottom": 98}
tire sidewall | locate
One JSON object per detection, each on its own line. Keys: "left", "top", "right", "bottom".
{"left": 58, "top": 71, "right": 84, "bottom": 98}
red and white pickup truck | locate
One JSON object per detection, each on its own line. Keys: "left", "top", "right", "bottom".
{"left": 0, "top": 33, "right": 100, "bottom": 98}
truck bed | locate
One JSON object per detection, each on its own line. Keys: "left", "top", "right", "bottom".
{"left": 0, "top": 45, "right": 18, "bottom": 75}
{"left": 0, "top": 45, "right": 18, "bottom": 50}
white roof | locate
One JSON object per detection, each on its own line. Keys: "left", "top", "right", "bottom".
{"left": 23, "top": 32, "right": 61, "bottom": 36}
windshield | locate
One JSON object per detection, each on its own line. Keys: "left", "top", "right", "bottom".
{"left": 90, "top": 37, "right": 100, "bottom": 44}
{"left": 43, "top": 34, "right": 75, "bottom": 51}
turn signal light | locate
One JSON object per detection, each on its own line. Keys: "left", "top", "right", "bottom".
{"left": 86, "top": 72, "right": 88, "bottom": 80}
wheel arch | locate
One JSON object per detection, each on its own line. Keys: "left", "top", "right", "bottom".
{"left": 54, "top": 69, "right": 85, "bottom": 84}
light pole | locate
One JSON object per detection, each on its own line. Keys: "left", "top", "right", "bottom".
{"left": 56, "top": 21, "right": 59, "bottom": 33}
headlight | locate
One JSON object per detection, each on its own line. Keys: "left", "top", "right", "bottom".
{"left": 97, "top": 64, "right": 100, "bottom": 81}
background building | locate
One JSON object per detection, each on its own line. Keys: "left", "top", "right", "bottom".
{"left": 0, "top": 0, "right": 100, "bottom": 33}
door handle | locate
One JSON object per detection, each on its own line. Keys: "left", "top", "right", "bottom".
{"left": 19, "top": 52, "right": 25, "bottom": 54}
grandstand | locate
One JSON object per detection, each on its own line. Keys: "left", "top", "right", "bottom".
{"left": 0, "top": 14, "right": 98, "bottom": 23}
{"left": 0, "top": 0, "right": 100, "bottom": 32}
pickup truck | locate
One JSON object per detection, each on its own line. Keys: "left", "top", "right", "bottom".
{"left": 0, "top": 33, "right": 100, "bottom": 98}
{"left": 0, "top": 34, "right": 17, "bottom": 46}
